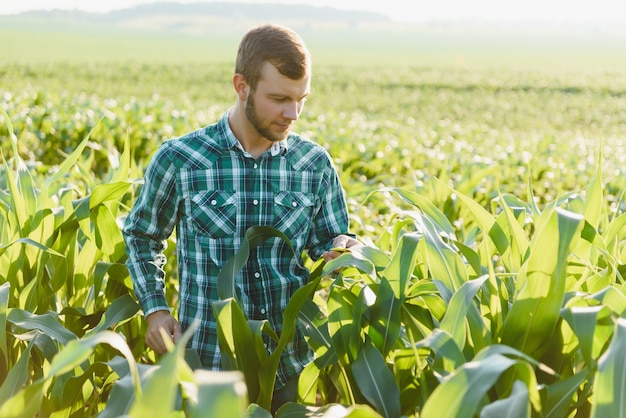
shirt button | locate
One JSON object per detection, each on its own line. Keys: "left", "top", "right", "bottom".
{"left": 253, "top": 199, "right": 259, "bottom": 205}
{"left": 253, "top": 163, "right": 258, "bottom": 169}
{"left": 211, "top": 199, "right": 217, "bottom": 205}
{"left": 292, "top": 201, "right": 297, "bottom": 207}
{"left": 260, "top": 308, "right": 266, "bottom": 314}
{"left": 254, "top": 272, "right": 260, "bottom": 278}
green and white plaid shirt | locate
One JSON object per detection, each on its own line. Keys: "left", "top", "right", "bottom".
{"left": 123, "top": 112, "right": 352, "bottom": 387}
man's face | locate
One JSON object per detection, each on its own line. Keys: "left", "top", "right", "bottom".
{"left": 244, "top": 62, "right": 311, "bottom": 142}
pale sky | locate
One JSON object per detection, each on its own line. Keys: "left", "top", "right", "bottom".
{"left": 0, "top": 0, "right": 622, "bottom": 23}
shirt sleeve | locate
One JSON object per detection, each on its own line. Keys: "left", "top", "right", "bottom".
{"left": 123, "top": 142, "right": 180, "bottom": 316}
{"left": 306, "top": 157, "right": 353, "bottom": 260}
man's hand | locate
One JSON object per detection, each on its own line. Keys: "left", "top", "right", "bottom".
{"left": 322, "top": 234, "right": 361, "bottom": 262}
{"left": 145, "top": 310, "right": 182, "bottom": 354}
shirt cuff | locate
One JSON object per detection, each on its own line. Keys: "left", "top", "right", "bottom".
{"left": 138, "top": 292, "right": 170, "bottom": 317}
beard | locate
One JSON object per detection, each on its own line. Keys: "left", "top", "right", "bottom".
{"left": 244, "top": 91, "right": 289, "bottom": 143}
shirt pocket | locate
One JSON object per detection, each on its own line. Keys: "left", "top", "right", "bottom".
{"left": 273, "top": 191, "right": 315, "bottom": 238}
{"left": 188, "top": 190, "right": 237, "bottom": 238}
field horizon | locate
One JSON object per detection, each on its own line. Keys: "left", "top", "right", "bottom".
{"left": 1, "top": 2, "right": 626, "bottom": 68}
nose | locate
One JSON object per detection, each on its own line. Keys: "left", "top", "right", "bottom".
{"left": 283, "top": 101, "right": 300, "bottom": 121}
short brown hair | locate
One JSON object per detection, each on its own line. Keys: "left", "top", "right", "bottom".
{"left": 235, "top": 24, "right": 311, "bottom": 90}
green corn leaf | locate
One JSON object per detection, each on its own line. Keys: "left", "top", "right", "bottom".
{"left": 414, "top": 213, "right": 467, "bottom": 293}
{"left": 0, "top": 340, "right": 33, "bottom": 407}
{"left": 501, "top": 207, "right": 583, "bottom": 357}
{"left": 2, "top": 155, "right": 27, "bottom": 237}
{"left": 99, "top": 362, "right": 156, "bottom": 418}
{"left": 42, "top": 117, "right": 102, "bottom": 193}
{"left": 544, "top": 370, "right": 588, "bottom": 418}
{"left": 385, "top": 187, "right": 456, "bottom": 237}
{"left": 560, "top": 306, "right": 604, "bottom": 369}
{"left": 298, "top": 361, "right": 322, "bottom": 405}
{"left": 603, "top": 212, "right": 626, "bottom": 252}
{"left": 439, "top": 275, "right": 489, "bottom": 351}
{"left": 479, "top": 380, "right": 530, "bottom": 418}
{"left": 111, "top": 130, "right": 132, "bottom": 183}
{"left": 275, "top": 402, "right": 382, "bottom": 417}
{"left": 86, "top": 294, "right": 140, "bottom": 336}
{"left": 413, "top": 328, "right": 465, "bottom": 372}
{"left": 0, "top": 379, "right": 44, "bottom": 418}
{"left": 589, "top": 286, "right": 626, "bottom": 317}
{"left": 89, "top": 181, "right": 133, "bottom": 208}
{"left": 298, "top": 299, "right": 335, "bottom": 361}
{"left": 421, "top": 353, "right": 517, "bottom": 418}
{"left": 368, "top": 277, "right": 402, "bottom": 357}
{"left": 381, "top": 232, "right": 421, "bottom": 299}
{"left": 496, "top": 197, "right": 530, "bottom": 272}
{"left": 0, "top": 282, "right": 8, "bottom": 374}
{"left": 128, "top": 321, "right": 197, "bottom": 417}
{"left": 91, "top": 203, "right": 125, "bottom": 259}
{"left": 7, "top": 309, "right": 77, "bottom": 345}
{"left": 213, "top": 298, "right": 262, "bottom": 401}
{"left": 327, "top": 284, "right": 362, "bottom": 367}
{"left": 441, "top": 179, "right": 509, "bottom": 256}
{"left": 322, "top": 252, "right": 376, "bottom": 278}
{"left": 47, "top": 331, "right": 140, "bottom": 393}
{"left": 187, "top": 370, "right": 248, "bottom": 418}
{"left": 583, "top": 148, "right": 603, "bottom": 230}
{"left": 351, "top": 339, "right": 401, "bottom": 418}
{"left": 590, "top": 317, "right": 626, "bottom": 418}
{"left": 256, "top": 276, "right": 321, "bottom": 409}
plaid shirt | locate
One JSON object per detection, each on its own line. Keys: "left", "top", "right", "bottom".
{"left": 123, "top": 112, "right": 352, "bottom": 388}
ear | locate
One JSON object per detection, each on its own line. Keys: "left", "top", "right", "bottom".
{"left": 233, "top": 73, "right": 248, "bottom": 101}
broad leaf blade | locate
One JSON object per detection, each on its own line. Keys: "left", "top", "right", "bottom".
{"left": 351, "top": 340, "right": 401, "bottom": 418}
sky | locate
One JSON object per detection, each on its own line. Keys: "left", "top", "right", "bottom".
{"left": 0, "top": 0, "right": 623, "bottom": 23}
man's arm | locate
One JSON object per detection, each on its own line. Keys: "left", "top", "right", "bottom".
{"left": 123, "top": 142, "right": 181, "bottom": 353}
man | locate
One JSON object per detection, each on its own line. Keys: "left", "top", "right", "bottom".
{"left": 123, "top": 23, "right": 359, "bottom": 412}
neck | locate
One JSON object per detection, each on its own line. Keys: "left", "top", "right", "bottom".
{"left": 228, "top": 105, "right": 271, "bottom": 159}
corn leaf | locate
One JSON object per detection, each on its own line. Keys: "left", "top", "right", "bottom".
{"left": 0, "top": 340, "right": 33, "bottom": 407}
{"left": 382, "top": 232, "right": 420, "bottom": 299}
{"left": 590, "top": 317, "right": 626, "bottom": 418}
{"left": 42, "top": 117, "right": 102, "bottom": 193}
{"left": 0, "top": 379, "right": 44, "bottom": 418}
{"left": 418, "top": 214, "right": 468, "bottom": 293}
{"left": 501, "top": 208, "right": 583, "bottom": 357}
{"left": 479, "top": 380, "right": 530, "bottom": 418}
{"left": 544, "top": 370, "right": 588, "bottom": 418}
{"left": 128, "top": 322, "right": 197, "bottom": 417}
{"left": 187, "top": 370, "right": 248, "bottom": 418}
{"left": 439, "top": 275, "right": 489, "bottom": 351}
{"left": 7, "top": 309, "right": 77, "bottom": 345}
{"left": 0, "top": 282, "right": 8, "bottom": 374}
{"left": 368, "top": 277, "right": 401, "bottom": 357}
{"left": 351, "top": 338, "right": 401, "bottom": 418}
{"left": 421, "top": 353, "right": 518, "bottom": 418}
{"left": 256, "top": 276, "right": 322, "bottom": 409}
{"left": 213, "top": 298, "right": 263, "bottom": 401}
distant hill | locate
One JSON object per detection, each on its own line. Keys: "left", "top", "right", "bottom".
{"left": 1, "top": 1, "right": 625, "bottom": 67}
{"left": 2, "top": 2, "right": 391, "bottom": 34}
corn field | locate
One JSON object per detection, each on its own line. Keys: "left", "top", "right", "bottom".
{"left": 2, "top": 58, "right": 626, "bottom": 417}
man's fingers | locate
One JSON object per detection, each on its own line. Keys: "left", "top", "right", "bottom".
{"left": 144, "top": 312, "right": 181, "bottom": 354}
{"left": 173, "top": 322, "right": 183, "bottom": 342}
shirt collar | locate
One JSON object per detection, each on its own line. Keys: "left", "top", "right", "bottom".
{"left": 218, "top": 111, "right": 289, "bottom": 156}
